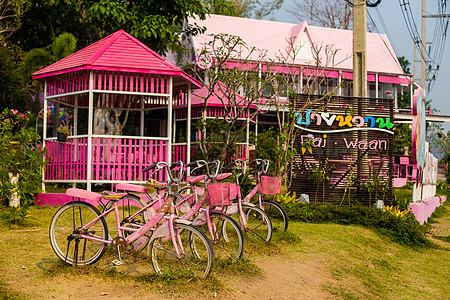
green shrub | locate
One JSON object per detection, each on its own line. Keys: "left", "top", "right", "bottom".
{"left": 0, "top": 108, "right": 45, "bottom": 224}
{"left": 285, "top": 202, "right": 433, "bottom": 248}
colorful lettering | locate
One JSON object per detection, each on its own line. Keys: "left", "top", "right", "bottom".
{"left": 352, "top": 116, "right": 364, "bottom": 127}
{"left": 336, "top": 115, "right": 353, "bottom": 127}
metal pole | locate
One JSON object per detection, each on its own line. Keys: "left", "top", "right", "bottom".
{"left": 421, "top": 0, "right": 426, "bottom": 99}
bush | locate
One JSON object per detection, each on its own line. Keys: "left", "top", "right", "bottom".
{"left": 0, "top": 108, "right": 45, "bottom": 223}
{"left": 285, "top": 202, "right": 433, "bottom": 248}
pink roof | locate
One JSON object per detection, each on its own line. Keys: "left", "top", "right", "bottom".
{"left": 188, "top": 14, "right": 406, "bottom": 77}
{"left": 33, "top": 30, "right": 201, "bottom": 87}
{"left": 191, "top": 82, "right": 256, "bottom": 108}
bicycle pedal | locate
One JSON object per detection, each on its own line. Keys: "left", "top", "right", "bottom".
{"left": 111, "top": 259, "right": 123, "bottom": 266}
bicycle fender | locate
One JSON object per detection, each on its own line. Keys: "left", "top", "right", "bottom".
{"left": 149, "top": 222, "right": 170, "bottom": 243}
{"left": 242, "top": 202, "right": 256, "bottom": 208}
{"left": 175, "top": 219, "right": 192, "bottom": 226}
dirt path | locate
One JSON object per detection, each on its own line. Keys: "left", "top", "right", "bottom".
{"left": 222, "top": 256, "right": 332, "bottom": 300}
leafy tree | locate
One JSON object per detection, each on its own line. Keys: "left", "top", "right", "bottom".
{"left": 0, "top": 0, "right": 31, "bottom": 44}
{"left": 21, "top": 32, "right": 77, "bottom": 126}
{"left": 10, "top": 0, "right": 88, "bottom": 51}
{"left": 67, "top": 0, "right": 207, "bottom": 54}
{"left": 0, "top": 45, "right": 28, "bottom": 111}
{"left": 0, "top": 108, "right": 45, "bottom": 224}
{"left": 397, "top": 56, "right": 411, "bottom": 74}
{"left": 393, "top": 123, "right": 412, "bottom": 155}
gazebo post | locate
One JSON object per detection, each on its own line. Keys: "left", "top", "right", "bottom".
{"left": 167, "top": 77, "right": 173, "bottom": 164}
{"left": 187, "top": 83, "right": 192, "bottom": 164}
{"left": 86, "top": 71, "right": 94, "bottom": 191}
{"left": 73, "top": 95, "right": 78, "bottom": 188}
{"left": 42, "top": 78, "right": 48, "bottom": 192}
{"left": 140, "top": 95, "right": 145, "bottom": 136}
{"left": 246, "top": 112, "right": 250, "bottom": 160}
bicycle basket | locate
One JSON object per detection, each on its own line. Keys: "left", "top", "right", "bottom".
{"left": 207, "top": 183, "right": 235, "bottom": 206}
{"left": 258, "top": 176, "right": 282, "bottom": 195}
{"left": 228, "top": 182, "right": 238, "bottom": 201}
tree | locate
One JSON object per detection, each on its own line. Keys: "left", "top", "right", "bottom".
{"left": 398, "top": 56, "right": 411, "bottom": 74}
{"left": 10, "top": 0, "right": 88, "bottom": 51}
{"left": 0, "top": 0, "right": 30, "bottom": 45}
{"left": 21, "top": 32, "right": 77, "bottom": 127}
{"left": 187, "top": 33, "right": 342, "bottom": 186}
{"left": 189, "top": 34, "right": 266, "bottom": 164}
{"left": 66, "top": 0, "right": 207, "bottom": 54}
{"left": 263, "top": 37, "right": 342, "bottom": 184}
{"left": 287, "top": 0, "right": 352, "bottom": 29}
{"left": 203, "top": 0, "right": 284, "bottom": 19}
{"left": 0, "top": 45, "right": 28, "bottom": 111}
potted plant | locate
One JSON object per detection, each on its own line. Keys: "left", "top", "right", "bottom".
{"left": 57, "top": 122, "right": 70, "bottom": 142}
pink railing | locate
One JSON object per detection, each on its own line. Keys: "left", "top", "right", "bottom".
{"left": 45, "top": 136, "right": 168, "bottom": 183}
{"left": 172, "top": 143, "right": 187, "bottom": 163}
{"left": 45, "top": 137, "right": 88, "bottom": 181}
{"left": 91, "top": 136, "right": 167, "bottom": 182}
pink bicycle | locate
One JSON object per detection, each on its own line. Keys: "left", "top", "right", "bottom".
{"left": 116, "top": 160, "right": 245, "bottom": 262}
{"left": 178, "top": 160, "right": 273, "bottom": 243}
{"left": 48, "top": 161, "right": 214, "bottom": 278}
{"left": 175, "top": 160, "right": 245, "bottom": 261}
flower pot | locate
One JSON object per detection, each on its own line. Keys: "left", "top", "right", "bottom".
{"left": 57, "top": 132, "right": 67, "bottom": 142}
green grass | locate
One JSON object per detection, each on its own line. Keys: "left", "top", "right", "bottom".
{"left": 0, "top": 204, "right": 449, "bottom": 299}
{"left": 287, "top": 222, "right": 449, "bottom": 299}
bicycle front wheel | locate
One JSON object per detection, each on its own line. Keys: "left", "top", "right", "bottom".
{"left": 148, "top": 223, "right": 214, "bottom": 279}
{"left": 260, "top": 199, "right": 288, "bottom": 232}
{"left": 210, "top": 213, "right": 244, "bottom": 262}
{"left": 49, "top": 201, "right": 108, "bottom": 266}
{"left": 241, "top": 205, "right": 273, "bottom": 243}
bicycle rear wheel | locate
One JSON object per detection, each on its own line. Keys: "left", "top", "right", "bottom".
{"left": 209, "top": 213, "right": 244, "bottom": 262}
{"left": 49, "top": 201, "right": 108, "bottom": 266}
{"left": 241, "top": 204, "right": 272, "bottom": 242}
{"left": 260, "top": 199, "right": 288, "bottom": 232}
{"left": 148, "top": 223, "right": 214, "bottom": 279}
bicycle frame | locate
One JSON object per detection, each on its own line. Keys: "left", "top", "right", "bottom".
{"left": 176, "top": 186, "right": 226, "bottom": 243}
{"left": 72, "top": 195, "right": 186, "bottom": 259}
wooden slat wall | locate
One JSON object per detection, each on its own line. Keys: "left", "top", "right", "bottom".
{"left": 289, "top": 94, "right": 395, "bottom": 206}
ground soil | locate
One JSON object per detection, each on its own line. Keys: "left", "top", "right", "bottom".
{"left": 0, "top": 226, "right": 334, "bottom": 300}
{"left": 1, "top": 204, "right": 448, "bottom": 299}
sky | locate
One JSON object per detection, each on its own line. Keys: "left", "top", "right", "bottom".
{"left": 266, "top": 0, "right": 450, "bottom": 132}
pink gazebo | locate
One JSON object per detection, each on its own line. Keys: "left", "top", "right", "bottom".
{"left": 33, "top": 30, "right": 201, "bottom": 191}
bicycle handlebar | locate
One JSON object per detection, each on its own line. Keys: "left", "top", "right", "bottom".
{"left": 185, "top": 159, "right": 220, "bottom": 180}
{"left": 144, "top": 161, "right": 184, "bottom": 184}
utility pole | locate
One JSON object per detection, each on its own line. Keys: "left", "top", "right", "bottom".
{"left": 353, "top": 0, "right": 368, "bottom": 185}
{"left": 421, "top": 0, "right": 426, "bottom": 100}
{"left": 353, "top": 0, "right": 367, "bottom": 98}
{"left": 413, "top": 37, "right": 417, "bottom": 80}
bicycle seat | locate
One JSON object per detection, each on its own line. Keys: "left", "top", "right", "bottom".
{"left": 186, "top": 175, "right": 206, "bottom": 184}
{"left": 102, "top": 192, "right": 126, "bottom": 200}
{"left": 116, "top": 183, "right": 147, "bottom": 193}
{"left": 66, "top": 188, "right": 102, "bottom": 202}
{"left": 216, "top": 173, "right": 232, "bottom": 181}
{"left": 147, "top": 179, "right": 167, "bottom": 189}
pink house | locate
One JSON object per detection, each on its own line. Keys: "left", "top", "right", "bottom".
{"left": 185, "top": 14, "right": 412, "bottom": 106}
{"left": 33, "top": 30, "right": 202, "bottom": 191}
